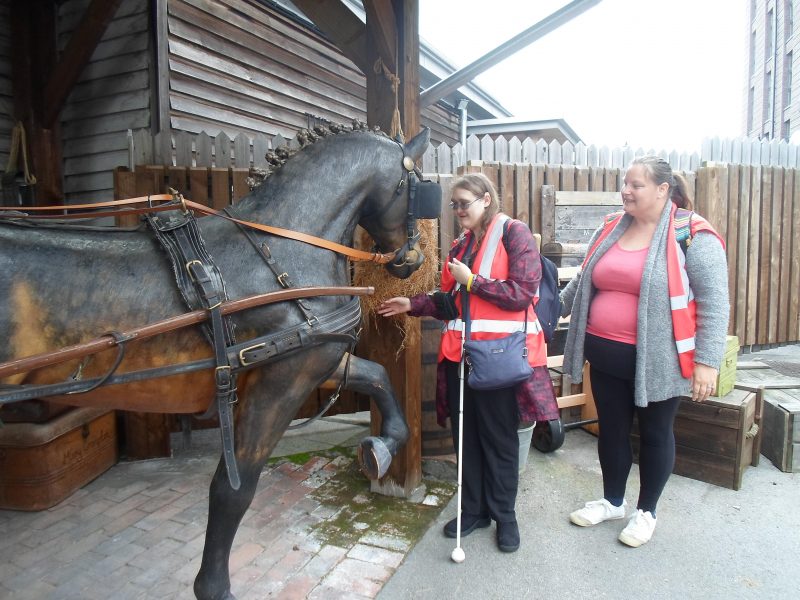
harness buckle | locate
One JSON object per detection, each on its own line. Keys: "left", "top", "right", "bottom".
{"left": 186, "top": 259, "right": 202, "bottom": 281}
{"left": 306, "top": 315, "right": 320, "bottom": 326}
{"left": 238, "top": 342, "right": 266, "bottom": 367}
{"left": 277, "top": 272, "right": 290, "bottom": 287}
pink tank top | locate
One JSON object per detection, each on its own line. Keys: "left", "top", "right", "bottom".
{"left": 586, "top": 242, "right": 648, "bottom": 344}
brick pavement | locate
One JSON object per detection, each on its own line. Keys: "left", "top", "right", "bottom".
{"left": 0, "top": 449, "right": 452, "bottom": 600}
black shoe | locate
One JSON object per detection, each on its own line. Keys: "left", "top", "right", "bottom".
{"left": 496, "top": 520, "right": 520, "bottom": 552}
{"left": 443, "top": 514, "right": 491, "bottom": 538}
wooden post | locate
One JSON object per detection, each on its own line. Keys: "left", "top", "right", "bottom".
{"left": 363, "top": 0, "right": 423, "bottom": 498}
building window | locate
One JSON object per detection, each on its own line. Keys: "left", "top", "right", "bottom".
{"left": 751, "top": 30, "right": 757, "bottom": 77}
{"left": 764, "top": 69, "right": 774, "bottom": 129}
{"left": 748, "top": 86, "right": 755, "bottom": 132}
{"left": 783, "top": 119, "right": 791, "bottom": 140}
{"left": 787, "top": 0, "right": 795, "bottom": 37}
{"left": 786, "top": 51, "right": 794, "bottom": 105}
{"left": 767, "top": 8, "right": 775, "bottom": 59}
{"left": 751, "top": 0, "right": 757, "bottom": 23}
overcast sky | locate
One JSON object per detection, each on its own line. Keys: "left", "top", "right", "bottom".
{"left": 419, "top": 0, "right": 748, "bottom": 153}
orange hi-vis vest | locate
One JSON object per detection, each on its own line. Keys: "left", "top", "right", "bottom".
{"left": 583, "top": 204, "right": 725, "bottom": 378}
{"left": 439, "top": 213, "right": 547, "bottom": 367}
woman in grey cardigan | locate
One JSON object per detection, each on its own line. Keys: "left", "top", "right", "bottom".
{"left": 561, "top": 156, "right": 729, "bottom": 547}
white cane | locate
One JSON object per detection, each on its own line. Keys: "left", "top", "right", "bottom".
{"left": 451, "top": 322, "right": 466, "bottom": 564}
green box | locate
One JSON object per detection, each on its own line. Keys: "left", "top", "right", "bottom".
{"left": 712, "top": 335, "right": 739, "bottom": 397}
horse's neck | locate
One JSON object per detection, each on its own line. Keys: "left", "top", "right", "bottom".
{"left": 234, "top": 161, "right": 372, "bottom": 240}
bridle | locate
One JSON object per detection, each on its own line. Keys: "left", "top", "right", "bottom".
{"left": 362, "top": 143, "right": 442, "bottom": 268}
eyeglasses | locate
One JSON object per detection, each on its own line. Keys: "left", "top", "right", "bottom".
{"left": 449, "top": 197, "right": 483, "bottom": 211}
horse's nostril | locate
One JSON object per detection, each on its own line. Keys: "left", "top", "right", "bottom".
{"left": 403, "top": 249, "right": 419, "bottom": 265}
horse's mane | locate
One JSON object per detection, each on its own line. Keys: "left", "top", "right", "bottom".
{"left": 247, "top": 120, "right": 391, "bottom": 190}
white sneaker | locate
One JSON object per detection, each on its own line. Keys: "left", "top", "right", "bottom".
{"left": 569, "top": 499, "right": 627, "bottom": 527}
{"left": 618, "top": 509, "right": 657, "bottom": 547}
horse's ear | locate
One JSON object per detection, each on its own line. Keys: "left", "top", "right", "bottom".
{"left": 404, "top": 127, "right": 430, "bottom": 162}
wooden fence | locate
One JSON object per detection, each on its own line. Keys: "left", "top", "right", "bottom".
{"left": 427, "top": 163, "right": 800, "bottom": 350}
{"left": 130, "top": 127, "right": 800, "bottom": 173}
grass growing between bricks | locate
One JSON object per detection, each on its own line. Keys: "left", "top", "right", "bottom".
{"left": 273, "top": 447, "right": 456, "bottom": 551}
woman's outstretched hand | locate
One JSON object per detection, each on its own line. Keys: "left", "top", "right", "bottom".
{"left": 378, "top": 297, "right": 411, "bottom": 317}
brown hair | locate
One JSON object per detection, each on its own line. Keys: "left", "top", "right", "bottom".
{"left": 451, "top": 173, "right": 501, "bottom": 243}
{"left": 630, "top": 155, "right": 693, "bottom": 210}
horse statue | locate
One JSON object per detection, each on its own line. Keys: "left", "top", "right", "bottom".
{"left": 0, "top": 125, "right": 436, "bottom": 600}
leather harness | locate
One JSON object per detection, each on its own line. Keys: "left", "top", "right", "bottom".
{"left": 0, "top": 148, "right": 441, "bottom": 489}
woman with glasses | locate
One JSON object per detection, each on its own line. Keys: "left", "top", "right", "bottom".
{"left": 378, "top": 173, "right": 558, "bottom": 554}
{"left": 561, "top": 156, "right": 729, "bottom": 547}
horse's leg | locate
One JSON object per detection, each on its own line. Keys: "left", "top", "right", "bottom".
{"left": 193, "top": 357, "right": 335, "bottom": 600}
{"left": 331, "top": 354, "right": 410, "bottom": 479}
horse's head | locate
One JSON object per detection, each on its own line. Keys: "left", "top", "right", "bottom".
{"left": 360, "top": 128, "right": 440, "bottom": 279}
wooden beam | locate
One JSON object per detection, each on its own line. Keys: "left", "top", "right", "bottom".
{"left": 363, "top": 0, "right": 423, "bottom": 498}
{"left": 363, "top": 0, "right": 397, "bottom": 68}
{"left": 291, "top": 0, "right": 369, "bottom": 74}
{"left": 419, "top": 0, "right": 602, "bottom": 108}
{"left": 396, "top": 0, "right": 419, "bottom": 139}
{"left": 41, "top": 0, "right": 124, "bottom": 128}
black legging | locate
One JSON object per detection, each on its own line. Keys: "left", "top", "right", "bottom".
{"left": 584, "top": 333, "right": 681, "bottom": 514}
{"left": 445, "top": 360, "right": 520, "bottom": 523}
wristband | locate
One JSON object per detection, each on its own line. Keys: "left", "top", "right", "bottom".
{"left": 466, "top": 274, "right": 475, "bottom": 292}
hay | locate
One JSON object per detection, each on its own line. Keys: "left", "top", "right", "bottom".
{"left": 353, "top": 219, "right": 439, "bottom": 350}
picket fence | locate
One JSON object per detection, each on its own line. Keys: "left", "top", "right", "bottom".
{"left": 130, "top": 128, "right": 800, "bottom": 173}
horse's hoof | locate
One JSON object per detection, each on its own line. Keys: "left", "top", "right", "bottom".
{"left": 357, "top": 436, "right": 392, "bottom": 479}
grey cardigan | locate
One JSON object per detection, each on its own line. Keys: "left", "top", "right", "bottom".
{"left": 560, "top": 200, "right": 729, "bottom": 407}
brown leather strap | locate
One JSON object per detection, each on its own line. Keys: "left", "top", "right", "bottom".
{"left": 0, "top": 194, "right": 397, "bottom": 264}
{"left": 0, "top": 285, "right": 373, "bottom": 379}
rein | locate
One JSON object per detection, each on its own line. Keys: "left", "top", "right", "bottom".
{"left": 0, "top": 193, "right": 398, "bottom": 264}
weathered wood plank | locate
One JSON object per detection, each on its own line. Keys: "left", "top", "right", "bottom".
{"left": 767, "top": 168, "right": 783, "bottom": 344}
{"left": 513, "top": 164, "right": 531, "bottom": 229}
{"left": 189, "top": 167, "right": 209, "bottom": 206}
{"left": 745, "top": 166, "right": 761, "bottom": 345}
{"left": 791, "top": 171, "right": 800, "bottom": 341}
{"left": 541, "top": 184, "right": 556, "bottom": 247}
{"left": 555, "top": 191, "right": 622, "bottom": 206}
{"left": 757, "top": 167, "right": 772, "bottom": 345}
{"left": 778, "top": 170, "right": 793, "bottom": 342}
{"left": 210, "top": 168, "right": 230, "bottom": 210}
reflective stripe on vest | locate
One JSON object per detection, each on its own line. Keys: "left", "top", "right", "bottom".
{"left": 446, "top": 317, "right": 544, "bottom": 335}
{"left": 439, "top": 213, "right": 547, "bottom": 366}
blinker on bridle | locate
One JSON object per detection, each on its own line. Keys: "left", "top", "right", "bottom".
{"left": 380, "top": 148, "right": 442, "bottom": 267}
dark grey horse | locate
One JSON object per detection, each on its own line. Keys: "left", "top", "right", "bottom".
{"left": 0, "top": 127, "right": 432, "bottom": 599}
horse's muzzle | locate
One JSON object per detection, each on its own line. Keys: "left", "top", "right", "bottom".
{"left": 385, "top": 245, "right": 424, "bottom": 279}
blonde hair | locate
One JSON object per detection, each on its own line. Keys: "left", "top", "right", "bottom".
{"left": 451, "top": 173, "right": 500, "bottom": 242}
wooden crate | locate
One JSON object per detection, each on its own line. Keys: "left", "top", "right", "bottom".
{"left": 760, "top": 387, "right": 800, "bottom": 472}
{"left": 631, "top": 388, "right": 758, "bottom": 490}
{"left": 735, "top": 363, "right": 800, "bottom": 473}
{"left": 712, "top": 335, "right": 740, "bottom": 397}
{"left": 0, "top": 407, "right": 118, "bottom": 511}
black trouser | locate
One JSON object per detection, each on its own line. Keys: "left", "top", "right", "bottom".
{"left": 445, "top": 360, "right": 520, "bottom": 523}
{"left": 584, "top": 334, "right": 681, "bottom": 514}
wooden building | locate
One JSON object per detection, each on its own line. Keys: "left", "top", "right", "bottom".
{"left": 0, "top": 0, "right": 510, "bottom": 203}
